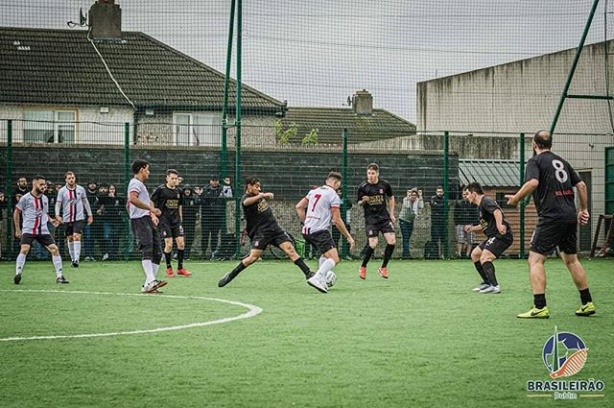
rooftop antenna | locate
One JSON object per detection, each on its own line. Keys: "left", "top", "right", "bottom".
{"left": 67, "top": 7, "right": 88, "bottom": 28}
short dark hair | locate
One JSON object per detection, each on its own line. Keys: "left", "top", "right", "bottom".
{"left": 210, "top": 175, "right": 219, "bottom": 181}
{"left": 533, "top": 130, "right": 552, "bottom": 149}
{"left": 327, "top": 171, "right": 342, "bottom": 181}
{"left": 132, "top": 159, "right": 149, "bottom": 175}
{"left": 166, "top": 169, "right": 179, "bottom": 176}
{"left": 466, "top": 182, "right": 484, "bottom": 195}
{"left": 245, "top": 176, "right": 260, "bottom": 187}
{"left": 32, "top": 174, "right": 46, "bottom": 183}
{"left": 367, "top": 163, "right": 379, "bottom": 172}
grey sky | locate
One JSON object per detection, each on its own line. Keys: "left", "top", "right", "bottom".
{"left": 1, "top": 0, "right": 612, "bottom": 122}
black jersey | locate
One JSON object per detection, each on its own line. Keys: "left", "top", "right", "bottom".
{"left": 151, "top": 184, "right": 182, "bottom": 224}
{"left": 478, "top": 196, "right": 512, "bottom": 239}
{"left": 526, "top": 151, "right": 581, "bottom": 222}
{"left": 241, "top": 194, "right": 283, "bottom": 238}
{"left": 357, "top": 179, "right": 393, "bottom": 224}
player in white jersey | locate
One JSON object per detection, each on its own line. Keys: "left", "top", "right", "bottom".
{"left": 13, "top": 175, "right": 68, "bottom": 284}
{"left": 55, "top": 171, "right": 93, "bottom": 267}
{"left": 296, "top": 172, "right": 355, "bottom": 292}
{"left": 127, "top": 159, "right": 167, "bottom": 294}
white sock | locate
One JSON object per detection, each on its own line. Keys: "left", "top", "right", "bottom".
{"left": 152, "top": 263, "right": 160, "bottom": 278}
{"left": 16, "top": 253, "right": 26, "bottom": 275}
{"left": 141, "top": 260, "right": 156, "bottom": 284}
{"left": 68, "top": 241, "right": 75, "bottom": 261}
{"left": 73, "top": 241, "right": 81, "bottom": 262}
{"left": 316, "top": 258, "right": 336, "bottom": 279}
{"left": 52, "top": 255, "right": 63, "bottom": 278}
{"left": 319, "top": 256, "right": 327, "bottom": 268}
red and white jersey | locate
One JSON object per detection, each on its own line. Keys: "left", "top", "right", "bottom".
{"left": 127, "top": 177, "right": 151, "bottom": 219}
{"left": 16, "top": 193, "right": 51, "bottom": 235}
{"left": 56, "top": 184, "right": 91, "bottom": 223}
{"left": 302, "top": 185, "right": 341, "bottom": 234}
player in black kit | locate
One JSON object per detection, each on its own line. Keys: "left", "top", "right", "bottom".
{"left": 507, "top": 130, "right": 595, "bottom": 318}
{"left": 217, "top": 177, "right": 321, "bottom": 293}
{"left": 464, "top": 182, "right": 513, "bottom": 294}
{"left": 357, "top": 163, "right": 396, "bottom": 280}
{"left": 151, "top": 169, "right": 191, "bottom": 277}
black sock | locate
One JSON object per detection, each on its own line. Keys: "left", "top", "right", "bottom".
{"left": 177, "top": 249, "right": 184, "bottom": 269}
{"left": 219, "top": 262, "right": 247, "bottom": 287}
{"left": 293, "top": 258, "right": 312, "bottom": 279}
{"left": 482, "top": 261, "right": 498, "bottom": 286}
{"left": 361, "top": 246, "right": 374, "bottom": 267}
{"left": 534, "top": 293, "right": 547, "bottom": 309}
{"left": 164, "top": 251, "right": 172, "bottom": 268}
{"left": 382, "top": 244, "right": 395, "bottom": 267}
{"left": 473, "top": 261, "right": 488, "bottom": 284}
{"left": 579, "top": 288, "right": 592, "bottom": 305}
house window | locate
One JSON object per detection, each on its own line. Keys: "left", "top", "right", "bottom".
{"left": 24, "top": 110, "right": 76, "bottom": 143}
{"left": 174, "top": 113, "right": 221, "bottom": 146}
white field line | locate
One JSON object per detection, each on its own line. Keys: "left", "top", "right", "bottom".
{"left": 0, "top": 289, "right": 262, "bottom": 342}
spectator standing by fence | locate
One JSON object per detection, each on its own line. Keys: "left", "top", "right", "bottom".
{"left": 200, "top": 176, "right": 225, "bottom": 260}
{"left": 429, "top": 186, "right": 446, "bottom": 259}
{"left": 399, "top": 188, "right": 423, "bottom": 259}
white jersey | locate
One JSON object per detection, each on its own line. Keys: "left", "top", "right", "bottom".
{"left": 302, "top": 185, "right": 341, "bottom": 234}
{"left": 16, "top": 192, "right": 51, "bottom": 235}
{"left": 55, "top": 184, "right": 91, "bottom": 223}
{"left": 127, "top": 177, "right": 151, "bottom": 219}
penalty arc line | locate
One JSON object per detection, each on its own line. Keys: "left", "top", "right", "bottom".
{"left": 0, "top": 289, "right": 263, "bottom": 342}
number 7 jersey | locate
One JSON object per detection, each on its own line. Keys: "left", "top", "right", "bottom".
{"left": 302, "top": 185, "right": 341, "bottom": 234}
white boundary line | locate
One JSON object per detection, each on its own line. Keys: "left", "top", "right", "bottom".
{"left": 0, "top": 289, "right": 263, "bottom": 342}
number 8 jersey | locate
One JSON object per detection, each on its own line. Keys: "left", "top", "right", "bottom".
{"left": 525, "top": 151, "right": 582, "bottom": 222}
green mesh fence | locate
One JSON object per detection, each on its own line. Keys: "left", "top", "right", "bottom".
{"left": 1, "top": 1, "right": 613, "bottom": 261}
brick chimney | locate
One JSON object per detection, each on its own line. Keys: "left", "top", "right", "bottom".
{"left": 352, "top": 89, "right": 373, "bottom": 115}
{"left": 89, "top": 0, "right": 122, "bottom": 40}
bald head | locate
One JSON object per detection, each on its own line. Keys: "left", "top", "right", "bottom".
{"left": 533, "top": 130, "right": 552, "bottom": 150}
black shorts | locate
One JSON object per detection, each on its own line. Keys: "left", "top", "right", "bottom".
{"left": 131, "top": 216, "right": 160, "bottom": 250}
{"left": 251, "top": 229, "right": 293, "bottom": 251}
{"left": 365, "top": 219, "right": 395, "bottom": 238}
{"left": 159, "top": 219, "right": 184, "bottom": 239}
{"left": 21, "top": 233, "right": 56, "bottom": 247}
{"left": 479, "top": 234, "right": 513, "bottom": 258}
{"left": 65, "top": 220, "right": 85, "bottom": 237}
{"left": 531, "top": 220, "right": 577, "bottom": 255}
{"left": 303, "top": 230, "right": 335, "bottom": 255}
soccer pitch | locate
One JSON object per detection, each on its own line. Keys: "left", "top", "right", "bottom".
{"left": 1, "top": 258, "right": 612, "bottom": 408}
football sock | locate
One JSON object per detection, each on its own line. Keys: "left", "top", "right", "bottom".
{"left": 73, "top": 241, "right": 81, "bottom": 262}
{"left": 534, "top": 293, "right": 547, "bottom": 309}
{"left": 382, "top": 244, "right": 395, "bottom": 267}
{"left": 482, "top": 261, "right": 498, "bottom": 286}
{"left": 315, "top": 258, "right": 336, "bottom": 279}
{"left": 579, "top": 288, "right": 592, "bottom": 305}
{"left": 152, "top": 262, "right": 160, "bottom": 278}
{"left": 52, "top": 255, "right": 63, "bottom": 277}
{"left": 164, "top": 251, "right": 172, "bottom": 268}
{"left": 141, "top": 260, "right": 156, "bottom": 283}
{"left": 68, "top": 240, "right": 75, "bottom": 261}
{"left": 473, "top": 261, "right": 488, "bottom": 284}
{"left": 294, "top": 258, "right": 312, "bottom": 278}
{"left": 361, "top": 246, "right": 374, "bottom": 267}
{"left": 16, "top": 253, "right": 26, "bottom": 275}
{"left": 229, "top": 262, "right": 247, "bottom": 279}
{"left": 177, "top": 249, "right": 184, "bottom": 269}
{"left": 319, "top": 256, "right": 327, "bottom": 268}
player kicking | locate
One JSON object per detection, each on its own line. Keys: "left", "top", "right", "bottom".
{"left": 128, "top": 159, "right": 167, "bottom": 294}
{"left": 14, "top": 175, "right": 69, "bottom": 284}
{"left": 357, "top": 163, "right": 396, "bottom": 279}
{"left": 296, "top": 172, "right": 355, "bottom": 292}
{"left": 151, "top": 169, "right": 191, "bottom": 278}
{"left": 464, "top": 182, "right": 513, "bottom": 294}
{"left": 218, "top": 176, "right": 317, "bottom": 291}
